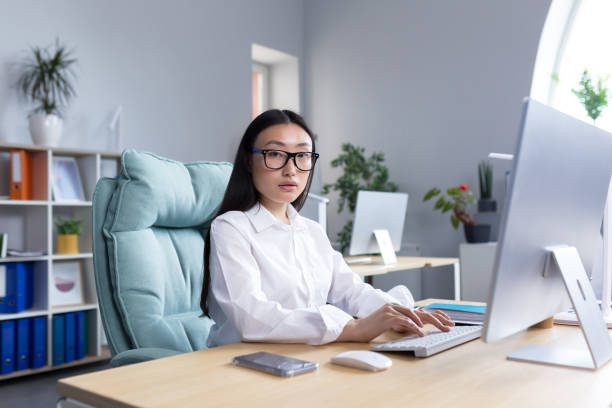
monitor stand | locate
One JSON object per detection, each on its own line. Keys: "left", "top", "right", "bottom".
{"left": 508, "top": 245, "right": 612, "bottom": 370}
{"left": 372, "top": 229, "right": 397, "bottom": 265}
{"left": 554, "top": 176, "right": 612, "bottom": 327}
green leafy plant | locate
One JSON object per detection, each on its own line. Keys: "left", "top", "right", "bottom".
{"left": 572, "top": 69, "right": 608, "bottom": 123}
{"left": 16, "top": 39, "right": 77, "bottom": 116}
{"left": 423, "top": 185, "right": 476, "bottom": 229}
{"left": 478, "top": 161, "right": 493, "bottom": 200}
{"left": 322, "top": 143, "right": 398, "bottom": 254}
{"left": 55, "top": 217, "right": 82, "bottom": 235}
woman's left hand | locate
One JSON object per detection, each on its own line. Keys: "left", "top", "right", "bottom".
{"left": 391, "top": 305, "right": 454, "bottom": 333}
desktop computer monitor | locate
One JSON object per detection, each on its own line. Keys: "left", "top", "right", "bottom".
{"left": 483, "top": 98, "right": 612, "bottom": 370}
{"left": 348, "top": 191, "right": 408, "bottom": 263}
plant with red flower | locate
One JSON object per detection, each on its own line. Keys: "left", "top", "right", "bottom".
{"left": 423, "top": 185, "right": 476, "bottom": 229}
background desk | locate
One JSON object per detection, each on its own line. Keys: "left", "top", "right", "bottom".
{"left": 57, "top": 299, "right": 612, "bottom": 408}
{"left": 346, "top": 256, "right": 461, "bottom": 300}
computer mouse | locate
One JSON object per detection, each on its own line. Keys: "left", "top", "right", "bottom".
{"left": 331, "top": 350, "right": 392, "bottom": 372}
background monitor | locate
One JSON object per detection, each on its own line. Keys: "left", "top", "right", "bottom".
{"left": 348, "top": 191, "right": 408, "bottom": 256}
{"left": 483, "top": 99, "right": 612, "bottom": 356}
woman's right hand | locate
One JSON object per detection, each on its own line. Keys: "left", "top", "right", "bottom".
{"left": 336, "top": 303, "right": 452, "bottom": 343}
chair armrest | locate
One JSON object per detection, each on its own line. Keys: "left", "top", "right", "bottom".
{"left": 110, "top": 348, "right": 183, "bottom": 367}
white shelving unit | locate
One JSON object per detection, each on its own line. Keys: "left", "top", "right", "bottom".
{"left": 0, "top": 142, "right": 121, "bottom": 380}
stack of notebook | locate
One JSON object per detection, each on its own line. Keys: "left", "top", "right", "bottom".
{"left": 420, "top": 302, "right": 486, "bottom": 325}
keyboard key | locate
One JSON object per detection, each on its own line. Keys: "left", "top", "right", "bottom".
{"left": 371, "top": 325, "right": 482, "bottom": 357}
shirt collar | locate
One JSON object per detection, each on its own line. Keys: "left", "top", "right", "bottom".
{"left": 245, "top": 202, "right": 307, "bottom": 233}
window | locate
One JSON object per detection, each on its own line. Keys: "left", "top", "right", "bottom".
{"left": 252, "top": 62, "right": 270, "bottom": 119}
{"left": 531, "top": 0, "right": 612, "bottom": 130}
{"left": 251, "top": 43, "right": 300, "bottom": 119}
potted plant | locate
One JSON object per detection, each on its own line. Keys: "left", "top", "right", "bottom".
{"left": 571, "top": 69, "right": 608, "bottom": 124}
{"left": 55, "top": 216, "right": 82, "bottom": 254}
{"left": 16, "top": 39, "right": 77, "bottom": 146}
{"left": 424, "top": 184, "right": 491, "bottom": 243}
{"left": 477, "top": 161, "right": 497, "bottom": 212}
{"left": 322, "top": 143, "right": 398, "bottom": 254}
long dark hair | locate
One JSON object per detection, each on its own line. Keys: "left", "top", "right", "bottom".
{"left": 200, "top": 109, "right": 317, "bottom": 317}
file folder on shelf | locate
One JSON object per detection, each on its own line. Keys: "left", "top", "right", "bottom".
{"left": 76, "top": 312, "right": 86, "bottom": 360}
{"left": 0, "top": 264, "right": 16, "bottom": 314}
{"left": 1, "top": 320, "right": 15, "bottom": 374}
{"left": 0, "top": 234, "right": 7, "bottom": 258}
{"left": 84, "top": 313, "right": 89, "bottom": 355}
{"left": 10, "top": 150, "right": 31, "bottom": 200}
{"left": 53, "top": 315, "right": 65, "bottom": 366}
{"left": 0, "top": 264, "right": 12, "bottom": 314}
{"left": 65, "top": 313, "right": 76, "bottom": 363}
{"left": 0, "top": 263, "right": 34, "bottom": 314}
{"left": 24, "top": 263, "right": 34, "bottom": 310}
{"left": 14, "top": 262, "right": 33, "bottom": 312}
{"left": 30, "top": 317, "right": 46, "bottom": 369}
{"left": 15, "top": 319, "right": 29, "bottom": 371}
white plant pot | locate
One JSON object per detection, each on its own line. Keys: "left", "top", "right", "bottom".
{"left": 29, "top": 113, "right": 63, "bottom": 146}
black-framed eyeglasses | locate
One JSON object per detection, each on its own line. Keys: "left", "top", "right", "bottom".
{"left": 250, "top": 148, "right": 319, "bottom": 171}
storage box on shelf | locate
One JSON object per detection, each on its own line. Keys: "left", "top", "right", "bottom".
{"left": 0, "top": 142, "right": 120, "bottom": 380}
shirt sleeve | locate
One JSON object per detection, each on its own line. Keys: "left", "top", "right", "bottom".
{"left": 324, "top": 236, "right": 415, "bottom": 318}
{"left": 209, "top": 219, "right": 354, "bottom": 345}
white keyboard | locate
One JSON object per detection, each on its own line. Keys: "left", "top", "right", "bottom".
{"left": 371, "top": 325, "right": 482, "bottom": 357}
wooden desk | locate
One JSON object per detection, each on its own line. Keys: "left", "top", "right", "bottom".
{"left": 57, "top": 299, "right": 612, "bottom": 408}
{"left": 346, "top": 256, "right": 461, "bottom": 300}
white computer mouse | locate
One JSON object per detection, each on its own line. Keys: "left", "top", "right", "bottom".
{"left": 331, "top": 350, "right": 392, "bottom": 372}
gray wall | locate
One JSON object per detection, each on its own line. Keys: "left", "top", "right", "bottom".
{"left": 304, "top": 0, "right": 551, "bottom": 298}
{"left": 0, "top": 0, "right": 304, "bottom": 162}
{"left": 0, "top": 0, "right": 553, "bottom": 300}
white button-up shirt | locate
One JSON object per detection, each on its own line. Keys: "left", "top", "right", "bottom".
{"left": 206, "top": 202, "right": 415, "bottom": 347}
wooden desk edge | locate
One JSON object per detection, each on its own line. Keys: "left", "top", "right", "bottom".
{"left": 56, "top": 300, "right": 607, "bottom": 408}
{"left": 346, "top": 256, "right": 459, "bottom": 277}
{"left": 56, "top": 299, "right": 483, "bottom": 408}
{"left": 57, "top": 381, "right": 126, "bottom": 408}
{"left": 345, "top": 255, "right": 458, "bottom": 265}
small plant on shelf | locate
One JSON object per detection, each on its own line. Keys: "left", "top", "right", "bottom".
{"left": 424, "top": 185, "right": 476, "bottom": 229}
{"left": 55, "top": 217, "right": 82, "bottom": 235}
{"left": 55, "top": 216, "right": 82, "bottom": 254}
{"left": 477, "top": 161, "right": 497, "bottom": 212}
{"left": 424, "top": 184, "right": 491, "bottom": 243}
{"left": 16, "top": 38, "right": 77, "bottom": 146}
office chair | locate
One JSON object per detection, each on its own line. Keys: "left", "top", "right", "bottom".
{"left": 92, "top": 149, "right": 232, "bottom": 367}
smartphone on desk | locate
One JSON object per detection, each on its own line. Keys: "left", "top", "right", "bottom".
{"left": 232, "top": 351, "right": 318, "bottom": 377}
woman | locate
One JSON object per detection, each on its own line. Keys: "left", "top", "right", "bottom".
{"left": 200, "top": 109, "right": 453, "bottom": 347}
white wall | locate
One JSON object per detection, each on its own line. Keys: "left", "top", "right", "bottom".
{"left": 271, "top": 60, "right": 300, "bottom": 113}
{"left": 0, "top": 0, "right": 554, "bottom": 299}
{"left": 304, "top": 0, "right": 551, "bottom": 298}
{"left": 0, "top": 0, "right": 304, "bottom": 162}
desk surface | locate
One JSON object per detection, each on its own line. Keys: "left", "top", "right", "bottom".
{"left": 345, "top": 256, "right": 458, "bottom": 277}
{"left": 57, "top": 299, "right": 612, "bottom": 408}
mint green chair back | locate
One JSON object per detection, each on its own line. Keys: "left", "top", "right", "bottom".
{"left": 92, "top": 149, "right": 232, "bottom": 366}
